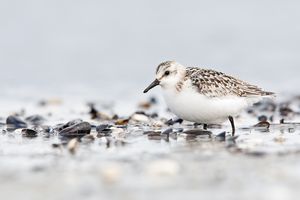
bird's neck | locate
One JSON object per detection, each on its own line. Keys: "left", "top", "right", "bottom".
{"left": 163, "top": 70, "right": 187, "bottom": 93}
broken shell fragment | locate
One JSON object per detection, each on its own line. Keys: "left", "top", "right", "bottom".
{"left": 115, "top": 119, "right": 129, "bottom": 125}
{"left": 146, "top": 131, "right": 162, "bottom": 140}
{"left": 130, "top": 113, "right": 149, "bottom": 123}
{"left": 6, "top": 115, "right": 27, "bottom": 131}
{"left": 184, "top": 129, "right": 212, "bottom": 136}
{"left": 59, "top": 122, "right": 91, "bottom": 138}
{"left": 215, "top": 131, "right": 226, "bottom": 142}
{"left": 67, "top": 138, "right": 79, "bottom": 154}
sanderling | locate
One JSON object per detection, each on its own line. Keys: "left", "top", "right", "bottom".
{"left": 143, "top": 61, "right": 275, "bottom": 135}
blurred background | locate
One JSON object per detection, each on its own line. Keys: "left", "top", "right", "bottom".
{"left": 1, "top": 0, "right": 300, "bottom": 102}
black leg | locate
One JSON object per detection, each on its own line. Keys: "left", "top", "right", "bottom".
{"left": 203, "top": 124, "right": 208, "bottom": 130}
{"left": 228, "top": 116, "right": 235, "bottom": 136}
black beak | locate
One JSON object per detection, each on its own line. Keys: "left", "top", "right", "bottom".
{"left": 143, "top": 79, "right": 160, "bottom": 93}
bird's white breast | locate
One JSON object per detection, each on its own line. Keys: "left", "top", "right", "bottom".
{"left": 162, "top": 83, "right": 252, "bottom": 124}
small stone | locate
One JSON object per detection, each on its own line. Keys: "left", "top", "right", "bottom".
{"left": 6, "top": 115, "right": 27, "bottom": 131}
{"left": 21, "top": 128, "right": 38, "bottom": 137}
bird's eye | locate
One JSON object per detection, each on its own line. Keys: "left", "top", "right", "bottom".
{"left": 164, "top": 71, "right": 170, "bottom": 76}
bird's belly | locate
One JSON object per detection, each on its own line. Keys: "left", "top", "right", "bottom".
{"left": 163, "top": 90, "right": 248, "bottom": 124}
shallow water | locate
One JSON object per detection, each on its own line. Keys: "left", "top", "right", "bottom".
{"left": 1, "top": 96, "right": 300, "bottom": 200}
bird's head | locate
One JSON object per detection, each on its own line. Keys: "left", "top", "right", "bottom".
{"left": 143, "top": 61, "right": 185, "bottom": 93}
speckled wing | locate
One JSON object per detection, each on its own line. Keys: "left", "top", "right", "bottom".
{"left": 186, "top": 67, "right": 274, "bottom": 98}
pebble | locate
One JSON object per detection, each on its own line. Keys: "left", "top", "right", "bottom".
{"left": 21, "top": 128, "right": 38, "bottom": 138}
{"left": 59, "top": 122, "right": 91, "bottom": 138}
{"left": 6, "top": 115, "right": 27, "bottom": 131}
